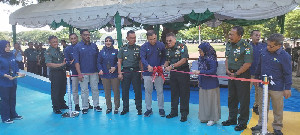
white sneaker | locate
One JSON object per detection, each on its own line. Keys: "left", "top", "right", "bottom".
{"left": 207, "top": 120, "right": 215, "bottom": 126}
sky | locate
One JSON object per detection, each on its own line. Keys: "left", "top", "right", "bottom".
{"left": 0, "top": 2, "right": 56, "bottom": 33}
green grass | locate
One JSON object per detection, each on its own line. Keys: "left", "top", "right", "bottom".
{"left": 186, "top": 43, "right": 226, "bottom": 53}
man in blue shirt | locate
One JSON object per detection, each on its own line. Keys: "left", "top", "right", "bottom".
{"left": 249, "top": 30, "right": 266, "bottom": 115}
{"left": 140, "top": 30, "right": 166, "bottom": 117}
{"left": 64, "top": 33, "right": 81, "bottom": 111}
{"left": 12, "top": 43, "right": 24, "bottom": 70}
{"left": 74, "top": 29, "right": 101, "bottom": 114}
{"left": 252, "top": 33, "right": 292, "bottom": 135}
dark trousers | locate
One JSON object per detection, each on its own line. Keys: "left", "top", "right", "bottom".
{"left": 27, "top": 61, "right": 38, "bottom": 74}
{"left": 170, "top": 68, "right": 190, "bottom": 116}
{"left": 228, "top": 69, "right": 250, "bottom": 125}
{"left": 49, "top": 70, "right": 66, "bottom": 110}
{"left": 0, "top": 85, "right": 18, "bottom": 122}
{"left": 16, "top": 61, "right": 24, "bottom": 70}
{"left": 121, "top": 69, "right": 142, "bottom": 111}
{"left": 37, "top": 63, "right": 47, "bottom": 77}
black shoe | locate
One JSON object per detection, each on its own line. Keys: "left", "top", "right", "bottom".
{"left": 61, "top": 104, "right": 69, "bottom": 109}
{"left": 144, "top": 109, "right": 153, "bottom": 117}
{"left": 53, "top": 109, "right": 62, "bottom": 114}
{"left": 159, "top": 109, "right": 165, "bottom": 117}
{"left": 114, "top": 109, "right": 118, "bottom": 114}
{"left": 82, "top": 109, "right": 88, "bottom": 114}
{"left": 106, "top": 109, "right": 112, "bottom": 114}
{"left": 251, "top": 125, "right": 262, "bottom": 131}
{"left": 222, "top": 119, "right": 237, "bottom": 126}
{"left": 166, "top": 113, "right": 178, "bottom": 119}
{"left": 137, "top": 110, "right": 142, "bottom": 115}
{"left": 120, "top": 110, "right": 128, "bottom": 115}
{"left": 234, "top": 124, "right": 247, "bottom": 131}
{"left": 180, "top": 115, "right": 187, "bottom": 122}
{"left": 88, "top": 103, "right": 93, "bottom": 109}
{"left": 12, "top": 116, "right": 23, "bottom": 120}
{"left": 274, "top": 130, "right": 283, "bottom": 135}
{"left": 3, "top": 119, "right": 14, "bottom": 124}
{"left": 75, "top": 104, "right": 81, "bottom": 111}
{"left": 253, "top": 106, "right": 259, "bottom": 115}
{"left": 94, "top": 106, "right": 102, "bottom": 112}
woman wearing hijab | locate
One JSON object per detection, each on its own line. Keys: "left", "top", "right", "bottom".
{"left": 193, "top": 42, "right": 221, "bottom": 126}
{"left": 0, "top": 40, "right": 25, "bottom": 123}
{"left": 97, "top": 36, "right": 120, "bottom": 114}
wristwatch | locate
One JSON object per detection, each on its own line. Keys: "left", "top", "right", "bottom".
{"left": 171, "top": 64, "right": 174, "bottom": 69}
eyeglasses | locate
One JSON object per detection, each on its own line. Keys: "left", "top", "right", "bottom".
{"left": 166, "top": 40, "right": 172, "bottom": 43}
{"left": 105, "top": 40, "right": 112, "bottom": 42}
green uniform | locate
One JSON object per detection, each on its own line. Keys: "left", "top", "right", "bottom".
{"left": 24, "top": 48, "right": 38, "bottom": 62}
{"left": 24, "top": 48, "right": 38, "bottom": 73}
{"left": 117, "top": 44, "right": 140, "bottom": 68}
{"left": 44, "top": 46, "right": 66, "bottom": 110}
{"left": 225, "top": 39, "right": 253, "bottom": 125}
{"left": 166, "top": 41, "right": 189, "bottom": 69}
{"left": 45, "top": 46, "right": 65, "bottom": 70}
{"left": 117, "top": 44, "right": 142, "bottom": 112}
{"left": 166, "top": 41, "right": 190, "bottom": 117}
{"left": 225, "top": 39, "right": 253, "bottom": 70}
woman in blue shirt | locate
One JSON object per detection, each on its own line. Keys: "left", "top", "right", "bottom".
{"left": 0, "top": 40, "right": 25, "bottom": 123}
{"left": 193, "top": 42, "right": 221, "bottom": 126}
{"left": 97, "top": 36, "right": 120, "bottom": 114}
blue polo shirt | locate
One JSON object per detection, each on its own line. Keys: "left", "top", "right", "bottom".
{"left": 140, "top": 41, "right": 166, "bottom": 76}
{"left": 255, "top": 47, "right": 292, "bottom": 91}
{"left": 97, "top": 46, "right": 118, "bottom": 79}
{"left": 64, "top": 44, "right": 78, "bottom": 75}
{"left": 249, "top": 42, "right": 266, "bottom": 75}
{"left": 0, "top": 53, "right": 18, "bottom": 87}
{"left": 73, "top": 41, "right": 99, "bottom": 73}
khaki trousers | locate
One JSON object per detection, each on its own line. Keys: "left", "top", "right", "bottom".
{"left": 101, "top": 78, "right": 120, "bottom": 110}
{"left": 250, "top": 75, "right": 260, "bottom": 107}
{"left": 257, "top": 87, "right": 284, "bottom": 130}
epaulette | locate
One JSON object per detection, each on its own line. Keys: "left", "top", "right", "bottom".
{"left": 179, "top": 44, "right": 184, "bottom": 48}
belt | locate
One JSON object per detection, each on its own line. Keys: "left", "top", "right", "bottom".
{"left": 228, "top": 69, "right": 238, "bottom": 72}
{"left": 123, "top": 67, "right": 139, "bottom": 71}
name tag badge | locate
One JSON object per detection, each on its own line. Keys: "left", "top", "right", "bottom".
{"left": 124, "top": 50, "right": 127, "bottom": 52}
{"left": 112, "top": 53, "right": 115, "bottom": 55}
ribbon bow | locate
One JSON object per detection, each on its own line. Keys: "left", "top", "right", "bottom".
{"left": 152, "top": 66, "right": 165, "bottom": 82}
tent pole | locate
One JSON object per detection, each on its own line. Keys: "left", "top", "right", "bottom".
{"left": 277, "top": 15, "right": 285, "bottom": 34}
{"left": 69, "top": 26, "right": 74, "bottom": 34}
{"left": 154, "top": 25, "right": 160, "bottom": 41}
{"left": 115, "top": 12, "right": 123, "bottom": 48}
{"left": 12, "top": 25, "right": 17, "bottom": 45}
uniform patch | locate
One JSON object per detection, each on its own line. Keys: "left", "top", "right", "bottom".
{"left": 245, "top": 48, "right": 251, "bottom": 55}
{"left": 124, "top": 57, "right": 127, "bottom": 60}
{"left": 235, "top": 58, "right": 238, "bottom": 61}
{"left": 273, "top": 58, "right": 279, "bottom": 62}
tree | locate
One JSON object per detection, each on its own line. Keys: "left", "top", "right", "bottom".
{"left": 17, "top": 30, "right": 53, "bottom": 44}
{"left": 0, "top": 31, "right": 12, "bottom": 41}
{"left": 285, "top": 9, "right": 300, "bottom": 40}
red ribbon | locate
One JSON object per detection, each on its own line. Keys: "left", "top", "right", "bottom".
{"left": 152, "top": 66, "right": 165, "bottom": 82}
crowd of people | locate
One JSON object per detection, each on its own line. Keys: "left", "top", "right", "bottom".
{"left": 0, "top": 26, "right": 293, "bottom": 135}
